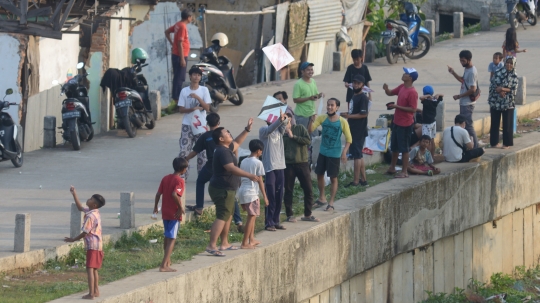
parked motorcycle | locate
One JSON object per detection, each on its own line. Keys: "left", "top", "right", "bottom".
{"left": 192, "top": 32, "right": 243, "bottom": 113}
{"left": 113, "top": 48, "right": 155, "bottom": 138}
{"left": 507, "top": 0, "right": 537, "bottom": 29}
{"left": 53, "top": 62, "right": 94, "bottom": 151}
{"left": 0, "top": 88, "right": 23, "bottom": 167}
{"left": 381, "top": 2, "right": 431, "bottom": 65}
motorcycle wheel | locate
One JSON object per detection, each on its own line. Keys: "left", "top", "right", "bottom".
{"left": 124, "top": 107, "right": 138, "bottom": 138}
{"left": 386, "top": 39, "right": 399, "bottom": 65}
{"left": 528, "top": 13, "right": 537, "bottom": 25}
{"left": 510, "top": 12, "right": 518, "bottom": 29}
{"left": 70, "top": 120, "right": 81, "bottom": 151}
{"left": 210, "top": 100, "right": 220, "bottom": 113}
{"left": 145, "top": 118, "right": 155, "bottom": 130}
{"left": 86, "top": 124, "right": 94, "bottom": 141}
{"left": 228, "top": 89, "right": 244, "bottom": 106}
{"left": 404, "top": 33, "right": 431, "bottom": 60}
{"left": 11, "top": 149, "right": 23, "bottom": 168}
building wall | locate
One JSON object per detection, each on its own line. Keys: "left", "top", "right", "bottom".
{"left": 109, "top": 5, "right": 131, "bottom": 69}
{"left": 0, "top": 35, "right": 22, "bottom": 125}
{"left": 420, "top": 0, "right": 506, "bottom": 20}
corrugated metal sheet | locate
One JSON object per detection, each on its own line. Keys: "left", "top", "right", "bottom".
{"left": 305, "top": 0, "right": 343, "bottom": 43}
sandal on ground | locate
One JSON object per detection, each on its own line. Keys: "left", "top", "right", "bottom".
{"left": 265, "top": 226, "right": 277, "bottom": 231}
{"left": 385, "top": 170, "right": 397, "bottom": 175}
{"left": 324, "top": 205, "right": 335, "bottom": 212}
{"left": 193, "top": 208, "right": 203, "bottom": 216}
{"left": 220, "top": 246, "right": 239, "bottom": 251}
{"left": 275, "top": 224, "right": 287, "bottom": 230}
{"left": 206, "top": 249, "right": 225, "bottom": 257}
{"left": 344, "top": 181, "right": 360, "bottom": 188}
{"left": 427, "top": 170, "right": 434, "bottom": 176}
{"left": 301, "top": 216, "right": 320, "bottom": 222}
{"left": 286, "top": 216, "right": 297, "bottom": 223}
{"left": 394, "top": 173, "right": 409, "bottom": 178}
{"left": 313, "top": 200, "right": 328, "bottom": 208}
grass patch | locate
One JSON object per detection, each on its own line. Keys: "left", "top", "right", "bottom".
{"left": 463, "top": 23, "right": 481, "bottom": 35}
{"left": 160, "top": 100, "right": 177, "bottom": 117}
{"left": 436, "top": 32, "right": 453, "bottom": 43}
{"left": 520, "top": 118, "right": 535, "bottom": 124}
{"left": 421, "top": 266, "right": 540, "bottom": 302}
{"left": 0, "top": 163, "right": 392, "bottom": 302}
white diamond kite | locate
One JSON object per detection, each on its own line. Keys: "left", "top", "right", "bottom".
{"left": 262, "top": 43, "right": 295, "bottom": 71}
{"left": 257, "top": 96, "right": 288, "bottom": 123}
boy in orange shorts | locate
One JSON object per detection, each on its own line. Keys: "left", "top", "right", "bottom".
{"left": 238, "top": 139, "right": 268, "bottom": 249}
{"left": 64, "top": 186, "right": 106, "bottom": 300}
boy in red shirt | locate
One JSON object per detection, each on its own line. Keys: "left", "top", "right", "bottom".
{"left": 154, "top": 157, "right": 189, "bottom": 272}
{"left": 64, "top": 186, "right": 106, "bottom": 300}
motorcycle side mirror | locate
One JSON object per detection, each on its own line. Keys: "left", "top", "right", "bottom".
{"left": 190, "top": 53, "right": 197, "bottom": 58}
{"left": 5, "top": 88, "right": 13, "bottom": 95}
{"left": 52, "top": 80, "right": 59, "bottom": 86}
{"left": 76, "top": 62, "right": 85, "bottom": 69}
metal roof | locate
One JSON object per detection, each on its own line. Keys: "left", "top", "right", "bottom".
{"left": 305, "top": 0, "right": 343, "bottom": 43}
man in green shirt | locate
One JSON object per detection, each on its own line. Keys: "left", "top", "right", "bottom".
{"left": 293, "top": 62, "right": 324, "bottom": 130}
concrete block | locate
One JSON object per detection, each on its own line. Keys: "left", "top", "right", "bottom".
{"left": 524, "top": 206, "right": 534, "bottom": 268}
{"left": 364, "top": 41, "right": 377, "bottom": 63}
{"left": 533, "top": 206, "right": 540, "bottom": 265}
{"left": 120, "top": 192, "right": 135, "bottom": 229}
{"left": 341, "top": 280, "right": 350, "bottom": 303}
{"left": 443, "top": 237, "right": 455, "bottom": 294}
{"left": 329, "top": 284, "right": 341, "bottom": 303}
{"left": 70, "top": 203, "right": 84, "bottom": 238}
{"left": 402, "top": 252, "right": 414, "bottom": 302}
{"left": 413, "top": 249, "right": 424, "bottom": 301}
{"left": 482, "top": 221, "right": 498, "bottom": 282}
{"left": 43, "top": 116, "right": 56, "bottom": 148}
{"left": 310, "top": 294, "right": 320, "bottom": 303}
{"left": 435, "top": 101, "right": 445, "bottom": 132}
{"left": 500, "top": 214, "right": 514, "bottom": 274}
{"left": 513, "top": 210, "right": 524, "bottom": 269}
{"left": 319, "top": 290, "right": 330, "bottom": 303}
{"left": 453, "top": 12, "right": 463, "bottom": 39}
{"left": 373, "top": 262, "right": 388, "bottom": 303}
{"left": 472, "top": 225, "right": 484, "bottom": 281}
{"left": 14, "top": 213, "right": 30, "bottom": 252}
{"left": 463, "top": 229, "right": 473, "bottom": 284}
{"left": 516, "top": 76, "right": 526, "bottom": 105}
{"left": 391, "top": 254, "right": 403, "bottom": 302}
{"left": 349, "top": 274, "right": 364, "bottom": 303}
{"left": 149, "top": 90, "right": 162, "bottom": 121}
{"left": 333, "top": 52, "right": 342, "bottom": 72}
{"left": 481, "top": 6, "right": 490, "bottom": 31}
{"left": 433, "top": 241, "right": 444, "bottom": 293}
{"left": 423, "top": 245, "right": 434, "bottom": 299}
{"left": 425, "top": 20, "right": 435, "bottom": 45}
{"left": 375, "top": 118, "right": 387, "bottom": 128}
{"left": 454, "top": 233, "right": 464, "bottom": 289}
{"left": 364, "top": 268, "right": 374, "bottom": 303}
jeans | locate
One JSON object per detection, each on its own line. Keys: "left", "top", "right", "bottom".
{"left": 459, "top": 148, "right": 485, "bottom": 163}
{"left": 198, "top": 164, "right": 242, "bottom": 224}
{"left": 265, "top": 169, "right": 285, "bottom": 228}
{"left": 459, "top": 105, "right": 478, "bottom": 148}
{"left": 490, "top": 107, "right": 514, "bottom": 147}
{"left": 284, "top": 162, "right": 313, "bottom": 217}
{"left": 171, "top": 55, "right": 187, "bottom": 101}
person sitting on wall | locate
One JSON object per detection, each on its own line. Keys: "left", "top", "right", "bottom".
{"left": 442, "top": 114, "right": 485, "bottom": 163}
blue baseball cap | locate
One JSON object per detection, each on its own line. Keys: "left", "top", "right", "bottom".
{"left": 403, "top": 67, "right": 419, "bottom": 81}
{"left": 299, "top": 62, "right": 314, "bottom": 71}
{"left": 423, "top": 85, "right": 434, "bottom": 95}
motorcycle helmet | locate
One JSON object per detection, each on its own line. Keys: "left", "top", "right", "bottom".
{"left": 131, "top": 48, "right": 148, "bottom": 64}
{"left": 404, "top": 2, "right": 418, "bottom": 15}
{"left": 211, "top": 32, "right": 229, "bottom": 47}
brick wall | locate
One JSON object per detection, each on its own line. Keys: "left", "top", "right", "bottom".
{"left": 89, "top": 21, "right": 110, "bottom": 72}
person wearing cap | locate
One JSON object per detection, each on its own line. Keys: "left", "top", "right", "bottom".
{"left": 383, "top": 67, "right": 419, "bottom": 178}
{"left": 419, "top": 85, "right": 443, "bottom": 156}
{"left": 178, "top": 67, "right": 211, "bottom": 180}
{"left": 293, "top": 62, "right": 323, "bottom": 130}
{"left": 447, "top": 50, "right": 479, "bottom": 148}
{"left": 165, "top": 9, "right": 192, "bottom": 105}
{"left": 340, "top": 75, "right": 369, "bottom": 187}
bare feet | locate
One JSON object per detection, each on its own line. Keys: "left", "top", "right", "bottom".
{"left": 159, "top": 267, "right": 177, "bottom": 272}
{"left": 241, "top": 244, "right": 256, "bottom": 249}
{"left": 82, "top": 294, "right": 94, "bottom": 300}
{"left": 250, "top": 239, "right": 261, "bottom": 246}
{"left": 491, "top": 144, "right": 501, "bottom": 148}
{"left": 501, "top": 146, "right": 510, "bottom": 149}
{"left": 94, "top": 290, "right": 100, "bottom": 297}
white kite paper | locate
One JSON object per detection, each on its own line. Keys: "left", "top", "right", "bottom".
{"left": 262, "top": 43, "right": 295, "bottom": 71}
{"left": 257, "top": 96, "right": 288, "bottom": 123}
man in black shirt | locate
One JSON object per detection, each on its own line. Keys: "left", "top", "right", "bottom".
{"left": 341, "top": 75, "right": 369, "bottom": 187}
{"left": 419, "top": 85, "right": 443, "bottom": 155}
{"left": 343, "top": 49, "right": 372, "bottom": 107}
{"left": 205, "top": 127, "right": 259, "bottom": 256}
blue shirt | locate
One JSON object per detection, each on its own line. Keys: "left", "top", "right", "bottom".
{"left": 488, "top": 61, "right": 504, "bottom": 73}
{"left": 312, "top": 115, "right": 352, "bottom": 158}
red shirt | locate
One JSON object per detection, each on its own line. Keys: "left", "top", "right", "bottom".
{"left": 391, "top": 84, "right": 418, "bottom": 127}
{"left": 158, "top": 174, "right": 185, "bottom": 221}
{"left": 169, "top": 21, "right": 190, "bottom": 57}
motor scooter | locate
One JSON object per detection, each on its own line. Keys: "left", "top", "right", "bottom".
{"left": 0, "top": 88, "right": 23, "bottom": 167}
{"left": 507, "top": 0, "right": 537, "bottom": 29}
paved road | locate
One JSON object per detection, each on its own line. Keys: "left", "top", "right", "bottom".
{"left": 2, "top": 23, "right": 540, "bottom": 259}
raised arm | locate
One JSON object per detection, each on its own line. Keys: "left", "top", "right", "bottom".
{"left": 69, "top": 186, "right": 84, "bottom": 211}
{"left": 290, "top": 125, "right": 311, "bottom": 145}
{"left": 383, "top": 83, "right": 396, "bottom": 96}
{"left": 447, "top": 65, "right": 463, "bottom": 83}
{"left": 233, "top": 118, "right": 253, "bottom": 151}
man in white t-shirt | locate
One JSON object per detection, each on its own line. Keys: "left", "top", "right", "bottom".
{"left": 443, "top": 114, "right": 485, "bottom": 163}
{"left": 178, "top": 67, "right": 212, "bottom": 180}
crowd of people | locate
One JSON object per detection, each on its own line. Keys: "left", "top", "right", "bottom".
{"left": 62, "top": 22, "right": 528, "bottom": 299}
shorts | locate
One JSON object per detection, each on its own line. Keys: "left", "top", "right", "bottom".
{"left": 422, "top": 122, "right": 436, "bottom": 139}
{"left": 411, "top": 163, "right": 431, "bottom": 172}
{"left": 163, "top": 220, "right": 180, "bottom": 239}
{"left": 86, "top": 250, "right": 104, "bottom": 269}
{"left": 349, "top": 136, "right": 366, "bottom": 159}
{"left": 391, "top": 124, "right": 412, "bottom": 154}
{"left": 314, "top": 154, "right": 340, "bottom": 178}
{"left": 241, "top": 199, "right": 260, "bottom": 216}
{"left": 208, "top": 185, "right": 236, "bottom": 221}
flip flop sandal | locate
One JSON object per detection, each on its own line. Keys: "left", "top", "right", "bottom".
{"left": 313, "top": 200, "right": 328, "bottom": 208}
{"left": 324, "top": 205, "right": 335, "bottom": 212}
{"left": 301, "top": 216, "right": 320, "bottom": 222}
{"left": 427, "top": 170, "right": 434, "bottom": 176}
{"left": 193, "top": 208, "right": 203, "bottom": 216}
{"left": 265, "top": 226, "right": 277, "bottom": 231}
{"left": 394, "top": 173, "right": 409, "bottom": 178}
{"left": 385, "top": 171, "right": 397, "bottom": 175}
{"left": 275, "top": 225, "right": 287, "bottom": 230}
{"left": 206, "top": 249, "right": 225, "bottom": 257}
{"left": 344, "top": 182, "right": 360, "bottom": 188}
{"left": 220, "top": 246, "right": 239, "bottom": 251}
{"left": 286, "top": 216, "right": 297, "bottom": 223}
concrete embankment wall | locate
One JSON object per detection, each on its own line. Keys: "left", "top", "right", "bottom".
{"left": 51, "top": 135, "right": 540, "bottom": 302}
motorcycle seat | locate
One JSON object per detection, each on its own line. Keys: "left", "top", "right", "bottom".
{"left": 388, "top": 19, "right": 408, "bottom": 27}
{"left": 115, "top": 87, "right": 136, "bottom": 94}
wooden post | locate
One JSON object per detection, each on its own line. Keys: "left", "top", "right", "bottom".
{"left": 19, "top": 0, "right": 28, "bottom": 25}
